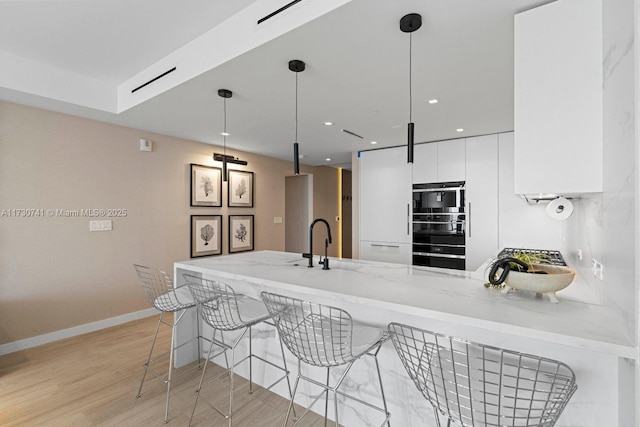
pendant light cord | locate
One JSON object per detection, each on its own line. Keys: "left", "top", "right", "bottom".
{"left": 295, "top": 72, "right": 298, "bottom": 143}
{"left": 409, "top": 32, "right": 413, "bottom": 123}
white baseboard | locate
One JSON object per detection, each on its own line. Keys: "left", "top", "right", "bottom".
{"left": 0, "top": 308, "right": 158, "bottom": 356}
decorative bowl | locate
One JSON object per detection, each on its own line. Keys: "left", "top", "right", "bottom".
{"left": 501, "top": 263, "right": 576, "bottom": 303}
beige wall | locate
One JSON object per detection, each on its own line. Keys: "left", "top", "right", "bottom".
{"left": 0, "top": 101, "right": 338, "bottom": 344}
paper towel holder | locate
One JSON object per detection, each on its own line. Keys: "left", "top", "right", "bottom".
{"left": 519, "top": 193, "right": 577, "bottom": 205}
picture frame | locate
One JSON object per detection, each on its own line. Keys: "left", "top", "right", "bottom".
{"left": 191, "top": 164, "right": 222, "bottom": 207}
{"left": 191, "top": 215, "right": 222, "bottom": 258}
{"left": 228, "top": 170, "right": 254, "bottom": 208}
{"left": 229, "top": 215, "right": 254, "bottom": 253}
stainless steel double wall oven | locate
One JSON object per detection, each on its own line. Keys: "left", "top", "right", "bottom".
{"left": 412, "top": 181, "right": 466, "bottom": 270}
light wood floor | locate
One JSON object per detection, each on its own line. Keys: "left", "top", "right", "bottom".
{"left": 0, "top": 315, "right": 328, "bottom": 427}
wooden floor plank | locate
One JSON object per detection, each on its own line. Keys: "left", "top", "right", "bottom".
{"left": 0, "top": 316, "right": 329, "bottom": 426}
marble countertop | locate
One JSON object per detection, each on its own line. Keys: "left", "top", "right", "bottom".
{"left": 175, "top": 250, "right": 635, "bottom": 358}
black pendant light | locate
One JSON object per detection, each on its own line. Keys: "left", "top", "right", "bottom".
{"left": 218, "top": 88, "right": 232, "bottom": 182}
{"left": 289, "top": 59, "right": 305, "bottom": 174}
{"left": 400, "top": 13, "right": 422, "bottom": 164}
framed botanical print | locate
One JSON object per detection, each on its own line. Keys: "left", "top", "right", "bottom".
{"left": 191, "top": 215, "right": 222, "bottom": 257}
{"left": 228, "top": 170, "right": 254, "bottom": 208}
{"left": 191, "top": 164, "right": 222, "bottom": 207}
{"left": 229, "top": 215, "right": 254, "bottom": 253}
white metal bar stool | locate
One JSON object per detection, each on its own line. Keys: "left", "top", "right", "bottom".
{"left": 388, "top": 322, "right": 577, "bottom": 427}
{"left": 133, "top": 264, "right": 203, "bottom": 424}
{"left": 182, "top": 274, "right": 294, "bottom": 427}
{"left": 261, "top": 291, "right": 391, "bottom": 427}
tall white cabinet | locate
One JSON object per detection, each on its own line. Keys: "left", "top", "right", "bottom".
{"left": 359, "top": 147, "right": 412, "bottom": 264}
{"left": 465, "top": 135, "right": 499, "bottom": 270}
{"left": 358, "top": 135, "right": 502, "bottom": 270}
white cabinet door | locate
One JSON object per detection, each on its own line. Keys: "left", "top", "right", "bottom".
{"left": 413, "top": 139, "right": 465, "bottom": 184}
{"left": 359, "top": 241, "right": 412, "bottom": 265}
{"left": 514, "top": 0, "right": 602, "bottom": 195}
{"left": 465, "top": 135, "right": 499, "bottom": 271}
{"left": 359, "top": 147, "right": 412, "bottom": 245}
{"left": 437, "top": 138, "right": 466, "bottom": 182}
{"left": 412, "top": 143, "right": 438, "bottom": 183}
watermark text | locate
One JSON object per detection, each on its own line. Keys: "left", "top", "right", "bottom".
{"left": 1, "top": 208, "right": 128, "bottom": 218}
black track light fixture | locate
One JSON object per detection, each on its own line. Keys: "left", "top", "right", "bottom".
{"left": 289, "top": 59, "right": 305, "bottom": 175}
{"left": 217, "top": 88, "right": 232, "bottom": 182}
{"left": 400, "top": 13, "right": 422, "bottom": 164}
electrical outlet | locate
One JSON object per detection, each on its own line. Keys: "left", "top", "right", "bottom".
{"left": 273, "top": 217, "right": 283, "bottom": 224}
{"left": 90, "top": 220, "right": 112, "bottom": 231}
{"left": 591, "top": 259, "right": 604, "bottom": 280}
{"left": 596, "top": 262, "right": 604, "bottom": 280}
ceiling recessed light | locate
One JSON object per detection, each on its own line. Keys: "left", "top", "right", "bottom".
{"left": 456, "top": 128, "right": 464, "bottom": 132}
{"left": 325, "top": 158, "right": 332, "bottom": 162}
{"left": 371, "top": 110, "right": 380, "bottom": 115}
{"left": 427, "top": 98, "right": 439, "bottom": 104}
{"left": 370, "top": 141, "right": 378, "bottom": 145}
{"left": 220, "top": 132, "right": 231, "bottom": 136}
{"left": 392, "top": 124, "right": 402, "bottom": 129}
{"left": 324, "top": 121, "right": 333, "bottom": 126}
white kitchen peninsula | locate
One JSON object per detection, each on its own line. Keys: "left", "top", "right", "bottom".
{"left": 175, "top": 251, "right": 635, "bottom": 426}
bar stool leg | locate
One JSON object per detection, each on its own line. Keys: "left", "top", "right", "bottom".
{"left": 324, "top": 367, "right": 330, "bottom": 427}
{"left": 163, "top": 321, "right": 178, "bottom": 423}
{"left": 196, "top": 306, "right": 202, "bottom": 365}
{"left": 284, "top": 360, "right": 302, "bottom": 427}
{"left": 333, "top": 373, "right": 340, "bottom": 427}
{"left": 328, "top": 361, "right": 355, "bottom": 427}
{"left": 189, "top": 331, "right": 217, "bottom": 427}
{"left": 249, "top": 326, "right": 254, "bottom": 394}
{"left": 278, "top": 339, "right": 296, "bottom": 420}
{"left": 227, "top": 329, "right": 248, "bottom": 427}
{"left": 220, "top": 331, "right": 230, "bottom": 373}
{"left": 137, "top": 313, "right": 163, "bottom": 399}
{"left": 369, "top": 346, "right": 391, "bottom": 427}
{"left": 228, "top": 343, "right": 235, "bottom": 427}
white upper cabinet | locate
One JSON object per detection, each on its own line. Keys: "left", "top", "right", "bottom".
{"left": 412, "top": 143, "right": 438, "bottom": 183}
{"left": 514, "top": 0, "right": 603, "bottom": 195}
{"left": 413, "top": 139, "right": 465, "bottom": 184}
{"left": 359, "top": 147, "right": 412, "bottom": 244}
{"left": 437, "top": 139, "right": 466, "bottom": 182}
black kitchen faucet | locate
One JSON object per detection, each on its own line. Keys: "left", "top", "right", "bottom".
{"left": 302, "top": 218, "right": 332, "bottom": 269}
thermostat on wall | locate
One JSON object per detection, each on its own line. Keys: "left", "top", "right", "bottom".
{"left": 140, "top": 139, "right": 152, "bottom": 152}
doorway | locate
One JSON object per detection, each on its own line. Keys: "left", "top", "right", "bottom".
{"left": 284, "top": 174, "right": 313, "bottom": 253}
{"left": 341, "top": 169, "right": 352, "bottom": 258}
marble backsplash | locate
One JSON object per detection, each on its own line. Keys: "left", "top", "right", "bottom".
{"left": 565, "top": 0, "right": 636, "bottom": 338}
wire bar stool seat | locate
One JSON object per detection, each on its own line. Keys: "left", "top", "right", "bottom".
{"left": 261, "top": 291, "right": 391, "bottom": 427}
{"left": 133, "top": 264, "right": 205, "bottom": 424}
{"left": 388, "top": 322, "right": 577, "bottom": 427}
{"left": 183, "top": 274, "right": 294, "bottom": 427}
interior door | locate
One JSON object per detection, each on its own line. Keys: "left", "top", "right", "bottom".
{"left": 285, "top": 174, "right": 313, "bottom": 253}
